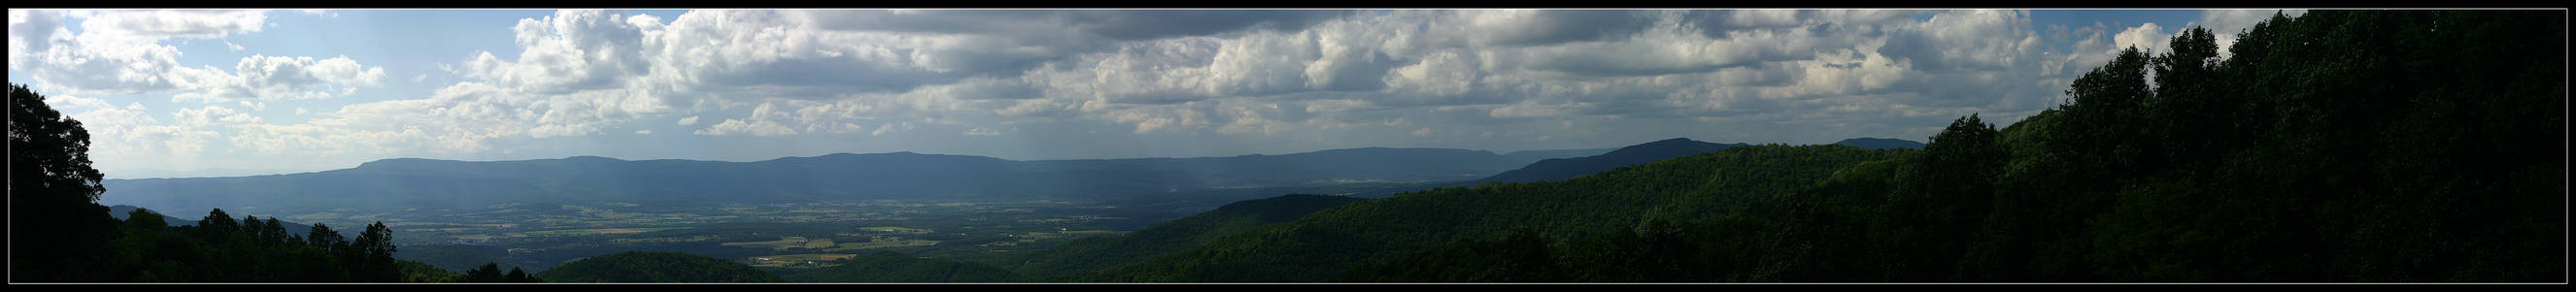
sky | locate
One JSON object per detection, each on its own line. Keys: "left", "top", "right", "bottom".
{"left": 7, "top": 9, "right": 2306, "bottom": 178}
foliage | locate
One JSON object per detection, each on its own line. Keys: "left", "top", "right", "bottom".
{"left": 462, "top": 262, "right": 544, "bottom": 282}
{"left": 9, "top": 83, "right": 121, "bottom": 281}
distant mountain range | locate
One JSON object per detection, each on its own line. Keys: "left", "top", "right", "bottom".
{"left": 100, "top": 147, "right": 1528, "bottom": 214}
{"left": 98, "top": 139, "right": 1920, "bottom": 215}
{"left": 1501, "top": 147, "right": 1618, "bottom": 162}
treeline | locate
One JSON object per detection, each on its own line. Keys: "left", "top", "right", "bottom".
{"left": 462, "top": 263, "right": 544, "bottom": 282}
{"left": 1340, "top": 10, "right": 2563, "bottom": 282}
{"left": 106, "top": 208, "right": 432, "bottom": 281}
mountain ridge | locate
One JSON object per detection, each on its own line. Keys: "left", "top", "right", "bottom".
{"left": 1475, "top": 138, "right": 1751, "bottom": 184}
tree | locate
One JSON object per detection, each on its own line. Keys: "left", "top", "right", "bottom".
{"left": 9, "top": 83, "right": 123, "bottom": 281}
{"left": 505, "top": 267, "right": 536, "bottom": 282}
{"left": 124, "top": 208, "right": 169, "bottom": 233}
{"left": 349, "top": 221, "right": 401, "bottom": 281}
{"left": 243, "top": 215, "right": 268, "bottom": 243}
{"left": 1880, "top": 114, "right": 2007, "bottom": 280}
{"left": 258, "top": 217, "right": 292, "bottom": 246}
{"left": 307, "top": 223, "right": 349, "bottom": 254}
{"left": 466, "top": 263, "right": 504, "bottom": 282}
{"left": 200, "top": 209, "right": 241, "bottom": 239}
{"left": 2147, "top": 26, "right": 2230, "bottom": 173}
{"left": 357, "top": 221, "right": 397, "bottom": 258}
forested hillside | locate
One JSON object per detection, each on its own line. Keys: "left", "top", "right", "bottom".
{"left": 1476, "top": 138, "right": 1750, "bottom": 183}
{"left": 784, "top": 251, "right": 1030, "bottom": 282}
{"left": 1012, "top": 194, "right": 1364, "bottom": 278}
{"left": 1078, "top": 145, "right": 1905, "bottom": 281}
{"left": 533, "top": 251, "right": 782, "bottom": 282}
{"left": 1324, "top": 11, "right": 2565, "bottom": 282}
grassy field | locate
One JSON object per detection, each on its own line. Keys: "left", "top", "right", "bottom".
{"left": 747, "top": 253, "right": 859, "bottom": 268}
{"left": 722, "top": 237, "right": 811, "bottom": 249}
{"left": 825, "top": 240, "right": 939, "bottom": 251}
{"left": 860, "top": 226, "right": 932, "bottom": 233}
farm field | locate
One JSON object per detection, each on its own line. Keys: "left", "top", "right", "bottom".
{"left": 341, "top": 198, "right": 1203, "bottom": 273}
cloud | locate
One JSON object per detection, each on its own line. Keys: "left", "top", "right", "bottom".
{"left": 2198, "top": 9, "right": 2304, "bottom": 36}
{"left": 41, "top": 94, "right": 114, "bottom": 111}
{"left": 695, "top": 118, "right": 796, "bottom": 137}
{"left": 74, "top": 10, "right": 268, "bottom": 40}
{"left": 173, "top": 54, "right": 388, "bottom": 102}
{"left": 2114, "top": 22, "right": 2170, "bottom": 54}
{"left": 2198, "top": 9, "right": 2306, "bottom": 59}
{"left": 57, "top": 102, "right": 226, "bottom": 172}
{"left": 458, "top": 10, "right": 652, "bottom": 95}
{"left": 172, "top": 106, "right": 261, "bottom": 125}
{"left": 204, "top": 81, "right": 669, "bottom": 161}
{"left": 55, "top": 9, "right": 2267, "bottom": 174}
{"left": 692, "top": 103, "right": 797, "bottom": 137}
{"left": 1463, "top": 10, "right": 1658, "bottom": 47}
{"left": 793, "top": 10, "right": 1350, "bottom": 41}
{"left": 9, "top": 10, "right": 384, "bottom": 101}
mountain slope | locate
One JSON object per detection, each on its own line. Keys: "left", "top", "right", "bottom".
{"left": 533, "top": 251, "right": 781, "bottom": 282}
{"left": 1011, "top": 194, "right": 1364, "bottom": 278}
{"left": 1476, "top": 138, "right": 1749, "bottom": 183}
{"left": 1079, "top": 145, "right": 1902, "bottom": 282}
{"left": 786, "top": 251, "right": 1030, "bottom": 282}
{"left": 1501, "top": 147, "right": 1618, "bottom": 163}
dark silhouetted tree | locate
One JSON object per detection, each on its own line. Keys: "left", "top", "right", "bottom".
{"left": 9, "top": 83, "right": 122, "bottom": 281}
{"left": 307, "top": 223, "right": 348, "bottom": 255}
{"left": 199, "top": 209, "right": 241, "bottom": 240}
{"left": 466, "top": 263, "right": 504, "bottom": 282}
{"left": 505, "top": 267, "right": 536, "bottom": 282}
